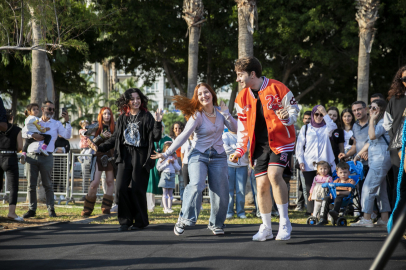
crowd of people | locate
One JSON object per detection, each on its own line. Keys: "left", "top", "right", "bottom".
{"left": 1, "top": 58, "right": 406, "bottom": 241}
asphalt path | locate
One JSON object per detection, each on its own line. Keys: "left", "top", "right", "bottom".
{"left": 1, "top": 223, "right": 405, "bottom": 269}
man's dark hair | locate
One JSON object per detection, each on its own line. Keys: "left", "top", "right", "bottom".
{"left": 336, "top": 161, "right": 350, "bottom": 171}
{"left": 234, "top": 57, "right": 262, "bottom": 78}
{"left": 371, "top": 93, "right": 385, "bottom": 100}
{"left": 42, "top": 100, "right": 54, "bottom": 107}
{"left": 303, "top": 111, "right": 312, "bottom": 117}
{"left": 351, "top": 101, "right": 366, "bottom": 108}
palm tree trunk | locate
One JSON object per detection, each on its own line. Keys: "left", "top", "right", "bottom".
{"left": 355, "top": 0, "right": 380, "bottom": 103}
{"left": 230, "top": 0, "right": 257, "bottom": 113}
{"left": 187, "top": 26, "right": 200, "bottom": 98}
{"left": 183, "top": 0, "right": 205, "bottom": 98}
{"left": 30, "top": 6, "right": 46, "bottom": 114}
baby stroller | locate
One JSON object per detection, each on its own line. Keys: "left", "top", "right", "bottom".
{"left": 306, "top": 161, "right": 363, "bottom": 226}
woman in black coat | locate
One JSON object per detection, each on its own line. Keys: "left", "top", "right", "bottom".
{"left": 89, "top": 88, "right": 162, "bottom": 231}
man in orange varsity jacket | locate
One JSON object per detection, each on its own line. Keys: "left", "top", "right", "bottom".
{"left": 230, "top": 57, "right": 299, "bottom": 241}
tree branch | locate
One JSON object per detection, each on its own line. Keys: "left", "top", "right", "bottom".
{"left": 52, "top": 0, "right": 60, "bottom": 44}
{"left": 0, "top": 44, "right": 61, "bottom": 53}
{"left": 296, "top": 75, "right": 324, "bottom": 101}
{"left": 19, "top": 0, "right": 24, "bottom": 46}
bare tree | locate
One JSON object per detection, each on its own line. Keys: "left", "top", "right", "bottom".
{"left": 183, "top": 0, "right": 206, "bottom": 98}
{"left": 355, "top": 0, "right": 380, "bottom": 103}
{"left": 229, "top": 0, "right": 257, "bottom": 112}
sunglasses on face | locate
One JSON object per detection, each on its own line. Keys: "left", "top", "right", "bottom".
{"left": 368, "top": 105, "right": 378, "bottom": 111}
{"left": 45, "top": 107, "right": 55, "bottom": 112}
{"left": 314, "top": 113, "right": 323, "bottom": 117}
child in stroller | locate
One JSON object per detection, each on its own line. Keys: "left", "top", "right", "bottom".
{"left": 322, "top": 161, "right": 363, "bottom": 226}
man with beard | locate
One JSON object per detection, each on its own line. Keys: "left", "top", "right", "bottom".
{"left": 22, "top": 101, "right": 71, "bottom": 218}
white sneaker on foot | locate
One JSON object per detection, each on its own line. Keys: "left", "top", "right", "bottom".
{"left": 252, "top": 224, "right": 274, "bottom": 241}
{"left": 350, "top": 217, "right": 374, "bottom": 227}
{"left": 111, "top": 204, "right": 118, "bottom": 213}
{"left": 275, "top": 221, "right": 292, "bottom": 241}
{"left": 166, "top": 209, "right": 174, "bottom": 213}
{"left": 374, "top": 218, "right": 387, "bottom": 227}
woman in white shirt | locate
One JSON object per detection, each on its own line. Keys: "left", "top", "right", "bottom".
{"left": 296, "top": 105, "right": 337, "bottom": 215}
{"left": 341, "top": 108, "right": 355, "bottom": 154}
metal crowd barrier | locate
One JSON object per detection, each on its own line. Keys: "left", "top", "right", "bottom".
{"left": 70, "top": 153, "right": 106, "bottom": 202}
{"left": 1, "top": 153, "right": 72, "bottom": 204}
{"left": 156, "top": 175, "right": 211, "bottom": 200}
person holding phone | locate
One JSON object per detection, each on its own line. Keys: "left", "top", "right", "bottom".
{"left": 22, "top": 100, "right": 71, "bottom": 219}
{"left": 81, "top": 107, "right": 116, "bottom": 217}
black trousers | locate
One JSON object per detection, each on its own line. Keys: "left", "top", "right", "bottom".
{"left": 327, "top": 194, "right": 348, "bottom": 212}
{"left": 116, "top": 146, "right": 150, "bottom": 227}
{"left": 22, "top": 134, "right": 52, "bottom": 153}
{"left": 182, "top": 164, "right": 190, "bottom": 186}
{"left": 0, "top": 154, "right": 19, "bottom": 205}
{"left": 303, "top": 170, "right": 317, "bottom": 213}
{"left": 296, "top": 172, "right": 305, "bottom": 207}
{"left": 389, "top": 148, "right": 406, "bottom": 224}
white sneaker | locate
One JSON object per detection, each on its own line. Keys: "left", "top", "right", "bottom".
{"left": 166, "top": 209, "right": 174, "bottom": 214}
{"left": 350, "top": 217, "right": 374, "bottom": 227}
{"left": 275, "top": 221, "right": 292, "bottom": 241}
{"left": 59, "top": 195, "right": 65, "bottom": 200}
{"left": 111, "top": 204, "right": 118, "bottom": 213}
{"left": 371, "top": 212, "right": 378, "bottom": 220}
{"left": 374, "top": 218, "right": 387, "bottom": 227}
{"left": 252, "top": 224, "right": 274, "bottom": 241}
{"left": 40, "top": 148, "right": 49, "bottom": 156}
{"left": 353, "top": 211, "right": 361, "bottom": 217}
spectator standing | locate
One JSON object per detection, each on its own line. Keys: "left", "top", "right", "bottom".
{"left": 383, "top": 65, "right": 406, "bottom": 227}
{"left": 0, "top": 97, "right": 9, "bottom": 131}
{"left": 351, "top": 99, "right": 391, "bottom": 227}
{"left": 156, "top": 141, "right": 181, "bottom": 213}
{"left": 327, "top": 107, "right": 345, "bottom": 165}
{"left": 0, "top": 110, "right": 24, "bottom": 221}
{"left": 89, "top": 88, "right": 162, "bottom": 231}
{"left": 146, "top": 123, "right": 171, "bottom": 212}
{"left": 180, "top": 133, "right": 194, "bottom": 188}
{"left": 341, "top": 109, "right": 355, "bottom": 154}
{"left": 81, "top": 107, "right": 116, "bottom": 216}
{"left": 223, "top": 126, "right": 249, "bottom": 219}
{"left": 338, "top": 101, "right": 370, "bottom": 216}
{"left": 169, "top": 122, "right": 185, "bottom": 201}
{"left": 296, "top": 105, "right": 337, "bottom": 215}
{"left": 22, "top": 101, "right": 71, "bottom": 218}
{"left": 295, "top": 111, "right": 311, "bottom": 211}
{"left": 151, "top": 83, "right": 237, "bottom": 236}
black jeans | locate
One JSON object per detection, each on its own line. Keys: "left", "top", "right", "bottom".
{"left": 0, "top": 154, "right": 19, "bottom": 205}
{"left": 296, "top": 172, "right": 305, "bottom": 207}
{"left": 303, "top": 171, "right": 317, "bottom": 213}
{"left": 116, "top": 146, "right": 149, "bottom": 227}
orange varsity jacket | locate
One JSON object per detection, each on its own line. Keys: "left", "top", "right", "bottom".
{"left": 235, "top": 77, "right": 300, "bottom": 166}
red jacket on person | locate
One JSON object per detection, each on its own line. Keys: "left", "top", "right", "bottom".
{"left": 235, "top": 77, "right": 300, "bottom": 166}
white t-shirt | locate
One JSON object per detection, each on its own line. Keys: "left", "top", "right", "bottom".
{"left": 344, "top": 130, "right": 353, "bottom": 151}
{"left": 181, "top": 139, "right": 193, "bottom": 164}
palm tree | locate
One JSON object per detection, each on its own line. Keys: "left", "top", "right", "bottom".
{"left": 183, "top": 0, "right": 206, "bottom": 98}
{"left": 229, "top": 0, "right": 257, "bottom": 112}
{"left": 355, "top": 0, "right": 380, "bottom": 103}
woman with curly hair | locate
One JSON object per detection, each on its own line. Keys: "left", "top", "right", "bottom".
{"left": 81, "top": 107, "right": 116, "bottom": 217}
{"left": 383, "top": 65, "right": 406, "bottom": 226}
{"left": 88, "top": 88, "right": 162, "bottom": 231}
{"left": 151, "top": 83, "right": 237, "bottom": 236}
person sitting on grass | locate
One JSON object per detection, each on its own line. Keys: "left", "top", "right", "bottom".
{"left": 156, "top": 141, "right": 181, "bottom": 214}
{"left": 327, "top": 162, "right": 356, "bottom": 223}
{"left": 308, "top": 161, "right": 333, "bottom": 221}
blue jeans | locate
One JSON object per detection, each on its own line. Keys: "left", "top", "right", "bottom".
{"left": 179, "top": 148, "right": 229, "bottom": 228}
{"left": 227, "top": 166, "right": 248, "bottom": 217}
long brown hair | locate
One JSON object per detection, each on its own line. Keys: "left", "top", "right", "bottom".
{"left": 173, "top": 83, "right": 218, "bottom": 120}
{"left": 95, "top": 107, "right": 115, "bottom": 136}
{"left": 371, "top": 98, "right": 387, "bottom": 125}
{"left": 388, "top": 65, "right": 406, "bottom": 100}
